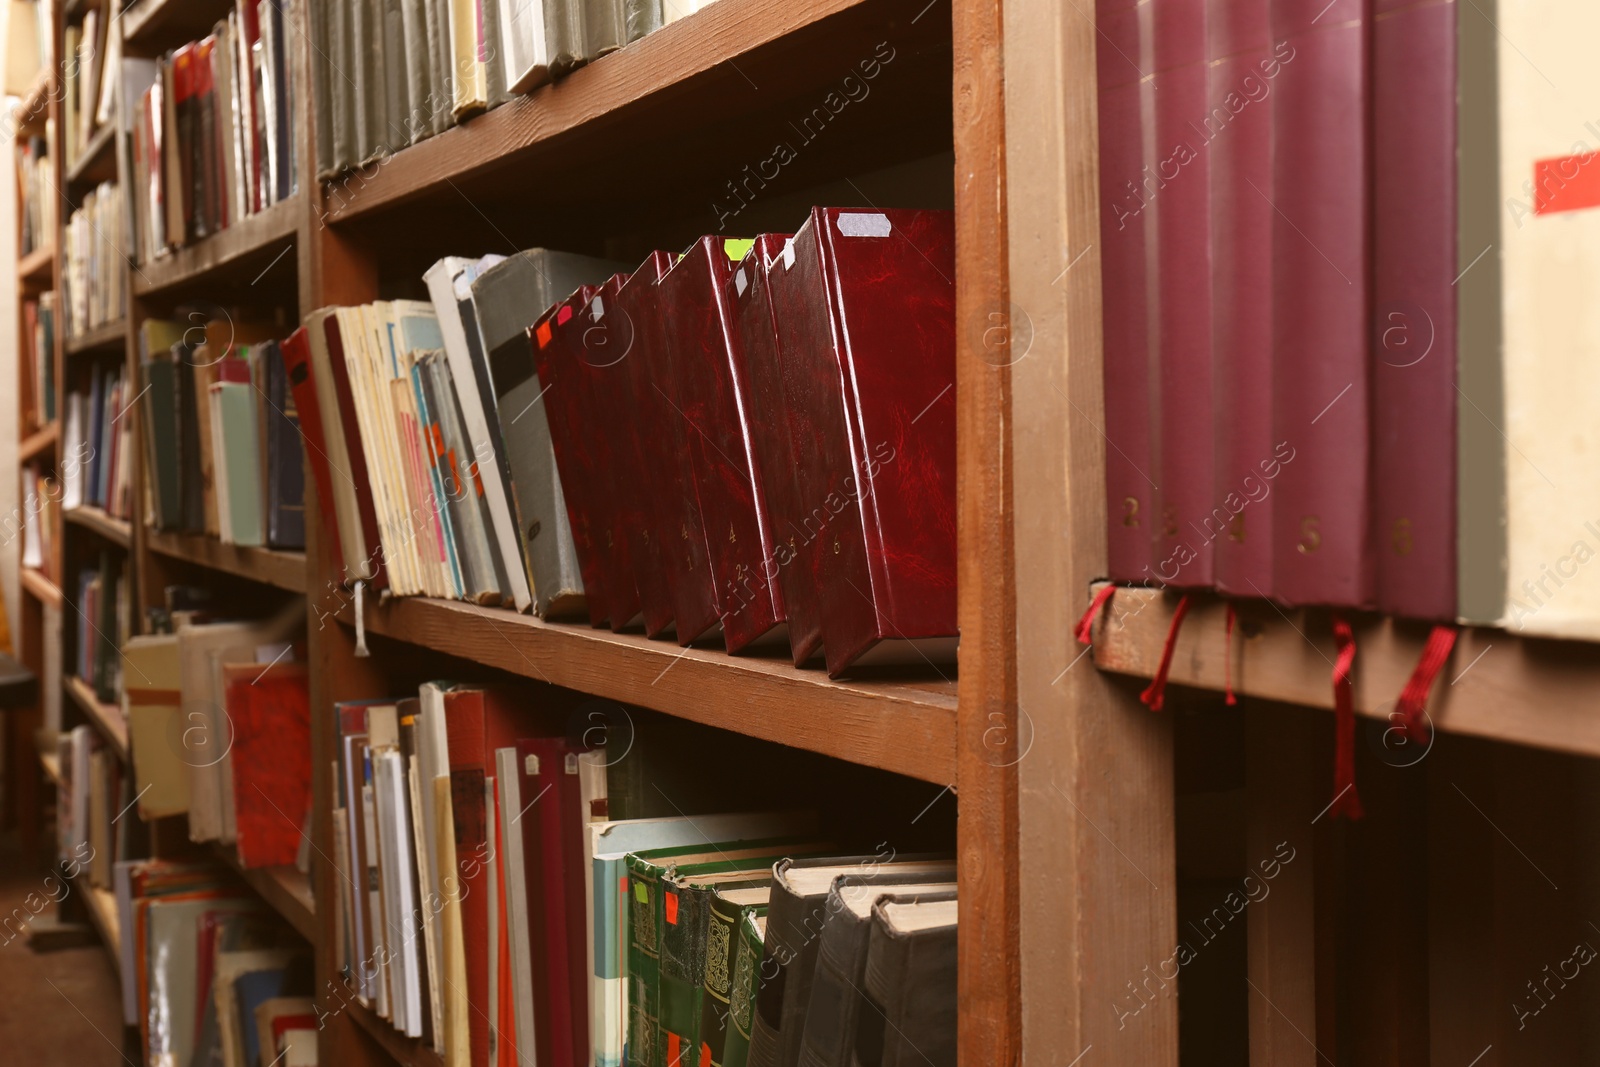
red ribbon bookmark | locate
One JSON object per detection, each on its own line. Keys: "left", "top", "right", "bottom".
{"left": 1074, "top": 584, "right": 1117, "bottom": 645}
{"left": 1224, "top": 602, "right": 1238, "bottom": 707}
{"left": 1329, "top": 614, "right": 1365, "bottom": 821}
{"left": 1139, "top": 594, "right": 1191, "bottom": 712}
{"left": 1395, "top": 624, "right": 1458, "bottom": 743}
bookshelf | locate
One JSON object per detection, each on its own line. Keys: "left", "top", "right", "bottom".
{"left": 144, "top": 530, "right": 307, "bottom": 593}
{"left": 63, "top": 503, "right": 131, "bottom": 547}
{"left": 61, "top": 316, "right": 125, "bottom": 355}
{"left": 64, "top": 673, "right": 127, "bottom": 760}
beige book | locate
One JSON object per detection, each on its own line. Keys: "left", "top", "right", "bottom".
{"left": 435, "top": 776, "right": 471, "bottom": 1067}
{"left": 335, "top": 305, "right": 410, "bottom": 594}
{"left": 123, "top": 634, "right": 188, "bottom": 819}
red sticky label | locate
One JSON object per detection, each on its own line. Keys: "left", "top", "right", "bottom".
{"left": 700, "top": 1042, "right": 712, "bottom": 1067}
{"left": 535, "top": 321, "right": 552, "bottom": 348}
{"left": 664, "top": 890, "right": 679, "bottom": 925}
{"left": 667, "top": 1033, "right": 681, "bottom": 1065}
{"left": 557, "top": 305, "right": 574, "bottom": 325}
{"left": 1534, "top": 152, "right": 1600, "bottom": 215}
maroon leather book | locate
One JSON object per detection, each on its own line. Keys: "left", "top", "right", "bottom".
{"left": 1150, "top": 0, "right": 1215, "bottom": 589}
{"left": 767, "top": 207, "right": 958, "bottom": 678}
{"left": 1209, "top": 0, "right": 1280, "bottom": 597}
{"left": 1371, "top": 0, "right": 1456, "bottom": 620}
{"left": 654, "top": 252, "right": 729, "bottom": 644}
{"left": 532, "top": 289, "right": 610, "bottom": 626}
{"left": 668, "top": 236, "right": 787, "bottom": 654}
{"left": 1097, "top": 0, "right": 1158, "bottom": 584}
{"left": 605, "top": 253, "right": 680, "bottom": 638}
{"left": 280, "top": 326, "right": 345, "bottom": 578}
{"left": 516, "top": 736, "right": 590, "bottom": 1067}
{"left": 1270, "top": 0, "right": 1373, "bottom": 608}
{"left": 322, "top": 312, "right": 386, "bottom": 588}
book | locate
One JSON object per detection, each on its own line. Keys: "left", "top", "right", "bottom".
{"left": 263, "top": 339, "right": 308, "bottom": 549}
{"left": 853, "top": 897, "right": 957, "bottom": 1067}
{"left": 282, "top": 324, "right": 346, "bottom": 576}
{"left": 724, "top": 909, "right": 766, "bottom": 1067}
{"left": 309, "top": 306, "right": 384, "bottom": 585}
{"left": 698, "top": 888, "right": 770, "bottom": 1067}
{"left": 225, "top": 659, "right": 311, "bottom": 868}
{"left": 122, "top": 634, "right": 187, "bottom": 819}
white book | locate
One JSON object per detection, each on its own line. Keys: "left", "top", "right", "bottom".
{"left": 61, "top": 395, "right": 85, "bottom": 510}
{"left": 210, "top": 382, "right": 233, "bottom": 543}
{"left": 415, "top": 683, "right": 454, "bottom": 1053}
{"left": 338, "top": 304, "right": 416, "bottom": 594}
{"left": 379, "top": 748, "right": 424, "bottom": 1036}
{"left": 495, "top": 748, "right": 538, "bottom": 1067}
{"left": 497, "top": 0, "right": 551, "bottom": 94}
{"left": 362, "top": 742, "right": 391, "bottom": 1019}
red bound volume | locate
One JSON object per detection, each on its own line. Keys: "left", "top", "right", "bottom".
{"left": 1371, "top": 0, "right": 1457, "bottom": 619}
{"left": 767, "top": 207, "right": 958, "bottom": 678}
{"left": 1097, "top": 0, "right": 1159, "bottom": 583}
{"left": 1270, "top": 0, "right": 1373, "bottom": 608}
{"left": 225, "top": 661, "right": 310, "bottom": 869}
{"left": 605, "top": 253, "right": 680, "bottom": 638}
{"left": 654, "top": 251, "right": 730, "bottom": 644}
{"left": 280, "top": 327, "right": 345, "bottom": 578}
{"left": 735, "top": 234, "right": 818, "bottom": 666}
{"left": 1209, "top": 0, "right": 1280, "bottom": 597}
{"left": 321, "top": 313, "right": 386, "bottom": 589}
{"left": 532, "top": 288, "right": 610, "bottom": 626}
{"left": 668, "top": 236, "right": 787, "bottom": 654}
{"left": 1151, "top": 0, "right": 1215, "bottom": 588}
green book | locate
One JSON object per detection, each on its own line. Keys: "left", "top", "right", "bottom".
{"left": 214, "top": 382, "right": 264, "bottom": 546}
{"left": 723, "top": 910, "right": 767, "bottom": 1067}
{"left": 140, "top": 356, "right": 181, "bottom": 530}
{"left": 699, "top": 892, "right": 770, "bottom": 1067}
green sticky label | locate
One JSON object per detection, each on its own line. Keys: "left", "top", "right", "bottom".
{"left": 635, "top": 881, "right": 649, "bottom": 903}
{"left": 724, "top": 239, "right": 755, "bottom": 262}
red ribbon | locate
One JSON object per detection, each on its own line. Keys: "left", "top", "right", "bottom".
{"left": 1224, "top": 603, "right": 1238, "bottom": 706}
{"left": 1139, "top": 594, "right": 1191, "bottom": 711}
{"left": 1074, "top": 584, "right": 1117, "bottom": 645}
{"left": 1329, "top": 614, "right": 1364, "bottom": 820}
{"left": 1395, "top": 625, "right": 1458, "bottom": 743}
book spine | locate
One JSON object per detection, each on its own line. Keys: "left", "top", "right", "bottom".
{"left": 1371, "top": 0, "right": 1457, "bottom": 619}
{"left": 322, "top": 314, "right": 387, "bottom": 587}
{"left": 657, "top": 882, "right": 708, "bottom": 1067}
{"left": 625, "top": 857, "right": 665, "bottom": 1067}
{"left": 723, "top": 911, "right": 764, "bottom": 1067}
{"left": 698, "top": 897, "right": 743, "bottom": 1067}
{"left": 283, "top": 329, "right": 342, "bottom": 571}
{"left": 1269, "top": 0, "right": 1373, "bottom": 608}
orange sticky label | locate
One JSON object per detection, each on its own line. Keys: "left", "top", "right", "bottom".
{"left": 701, "top": 1042, "right": 712, "bottom": 1067}
{"left": 557, "top": 305, "right": 573, "bottom": 325}
{"left": 667, "top": 1034, "right": 681, "bottom": 1065}
{"left": 535, "top": 320, "right": 553, "bottom": 347}
{"left": 664, "top": 890, "right": 679, "bottom": 925}
{"left": 1534, "top": 152, "right": 1600, "bottom": 215}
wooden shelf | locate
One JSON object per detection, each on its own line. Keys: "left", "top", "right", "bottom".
{"left": 64, "top": 318, "right": 127, "bottom": 356}
{"left": 19, "top": 243, "right": 54, "bottom": 284}
{"left": 65, "top": 674, "right": 128, "bottom": 762}
{"left": 65, "top": 505, "right": 132, "bottom": 547}
{"left": 13, "top": 69, "right": 50, "bottom": 130}
{"left": 120, "top": 0, "right": 236, "bottom": 53}
{"left": 133, "top": 195, "right": 299, "bottom": 296}
{"left": 213, "top": 845, "right": 317, "bottom": 942}
{"left": 19, "top": 421, "right": 58, "bottom": 460}
{"left": 21, "top": 566, "right": 61, "bottom": 607}
{"left": 340, "top": 595, "right": 957, "bottom": 784}
{"left": 146, "top": 529, "right": 307, "bottom": 593}
{"left": 38, "top": 746, "right": 60, "bottom": 786}
{"left": 79, "top": 882, "right": 122, "bottom": 972}
{"left": 1087, "top": 583, "right": 1600, "bottom": 760}
{"left": 65, "top": 121, "right": 116, "bottom": 188}
{"left": 347, "top": 1000, "right": 444, "bottom": 1067}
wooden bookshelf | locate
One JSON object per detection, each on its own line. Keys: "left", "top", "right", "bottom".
{"left": 340, "top": 596, "right": 958, "bottom": 784}
{"left": 132, "top": 194, "right": 300, "bottom": 296}
{"left": 64, "top": 120, "right": 116, "bottom": 188}
{"left": 64, "top": 674, "right": 128, "bottom": 762}
{"left": 64, "top": 505, "right": 132, "bottom": 548}
{"left": 20, "top": 567, "right": 61, "bottom": 607}
{"left": 19, "top": 421, "right": 57, "bottom": 461}
{"left": 19, "top": 243, "right": 53, "bottom": 284}
{"left": 145, "top": 529, "right": 308, "bottom": 593}
{"left": 347, "top": 1001, "right": 444, "bottom": 1067}
{"left": 63, "top": 318, "right": 127, "bottom": 356}
{"left": 38, "top": 745, "right": 60, "bottom": 786}
{"left": 79, "top": 883, "right": 122, "bottom": 971}
{"left": 213, "top": 845, "right": 317, "bottom": 942}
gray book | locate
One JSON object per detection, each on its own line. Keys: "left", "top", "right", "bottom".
{"left": 383, "top": 4, "right": 409, "bottom": 149}
{"left": 623, "top": 0, "right": 661, "bottom": 44}
{"left": 482, "top": 0, "right": 510, "bottom": 107}
{"left": 853, "top": 896, "right": 958, "bottom": 1067}
{"left": 399, "top": 0, "right": 434, "bottom": 145}
{"left": 310, "top": 0, "right": 334, "bottom": 175}
{"left": 469, "top": 249, "right": 625, "bottom": 616}
{"left": 583, "top": 0, "right": 625, "bottom": 63}
{"left": 797, "top": 883, "right": 956, "bottom": 1067}
{"left": 349, "top": 0, "right": 370, "bottom": 163}
{"left": 420, "top": 351, "right": 504, "bottom": 603}
{"left": 426, "top": 0, "right": 452, "bottom": 134}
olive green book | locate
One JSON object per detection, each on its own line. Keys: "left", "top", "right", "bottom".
{"left": 700, "top": 891, "right": 770, "bottom": 1067}
{"left": 723, "top": 909, "right": 767, "bottom": 1067}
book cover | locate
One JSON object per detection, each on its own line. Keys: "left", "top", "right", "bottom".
{"left": 225, "top": 660, "right": 310, "bottom": 868}
{"left": 263, "top": 339, "right": 308, "bottom": 550}
{"left": 281, "top": 325, "right": 345, "bottom": 575}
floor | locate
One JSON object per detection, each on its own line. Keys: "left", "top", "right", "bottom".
{"left": 0, "top": 828, "right": 127, "bottom": 1066}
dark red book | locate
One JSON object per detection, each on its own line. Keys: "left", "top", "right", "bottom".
{"left": 225, "top": 660, "right": 310, "bottom": 868}
{"left": 1270, "top": 0, "right": 1373, "bottom": 608}
{"left": 664, "top": 236, "right": 787, "bottom": 653}
{"left": 321, "top": 312, "right": 387, "bottom": 588}
{"left": 766, "top": 208, "right": 958, "bottom": 678}
{"left": 1097, "top": 0, "right": 1158, "bottom": 584}
{"left": 1371, "top": 0, "right": 1456, "bottom": 619}
{"left": 532, "top": 288, "right": 610, "bottom": 626}
{"left": 725, "top": 236, "right": 799, "bottom": 654}
{"left": 281, "top": 326, "right": 345, "bottom": 578}
{"left": 607, "top": 252, "right": 681, "bottom": 638}
{"left": 581, "top": 273, "right": 645, "bottom": 632}
{"left": 1209, "top": 0, "right": 1280, "bottom": 598}
{"left": 1150, "top": 0, "right": 1214, "bottom": 587}
{"left": 172, "top": 44, "right": 197, "bottom": 243}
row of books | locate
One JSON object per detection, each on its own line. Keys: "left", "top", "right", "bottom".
{"left": 291, "top": 207, "right": 955, "bottom": 677}
{"left": 54, "top": 722, "right": 129, "bottom": 888}
{"left": 310, "top": 0, "right": 715, "bottom": 178}
{"left": 22, "top": 292, "right": 55, "bottom": 431}
{"left": 139, "top": 316, "right": 306, "bottom": 549}
{"left": 17, "top": 131, "right": 52, "bottom": 255}
{"left": 73, "top": 551, "right": 129, "bottom": 704}
{"left": 331, "top": 683, "right": 957, "bottom": 1067}
{"left": 1097, "top": 0, "right": 1600, "bottom": 638}
{"left": 62, "top": 359, "right": 135, "bottom": 519}
{"left": 127, "top": 0, "right": 298, "bottom": 265}
{"left": 62, "top": 3, "right": 117, "bottom": 170}
{"left": 115, "top": 859, "right": 316, "bottom": 1067}
{"left": 21, "top": 465, "right": 60, "bottom": 583}
{"left": 62, "top": 178, "right": 126, "bottom": 337}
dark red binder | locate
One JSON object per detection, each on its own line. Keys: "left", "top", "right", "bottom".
{"left": 1371, "top": 0, "right": 1457, "bottom": 619}
{"left": 607, "top": 252, "right": 681, "bottom": 638}
{"left": 766, "top": 208, "right": 958, "bottom": 678}
{"left": 1097, "top": 0, "right": 1158, "bottom": 584}
{"left": 1209, "top": 0, "right": 1280, "bottom": 597}
{"left": 321, "top": 313, "right": 386, "bottom": 589}
{"left": 667, "top": 236, "right": 787, "bottom": 653}
{"left": 532, "top": 289, "right": 610, "bottom": 626}
{"left": 1270, "top": 0, "right": 1373, "bottom": 608}
{"left": 281, "top": 326, "right": 345, "bottom": 578}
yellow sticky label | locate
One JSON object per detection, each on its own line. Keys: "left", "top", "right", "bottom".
{"left": 724, "top": 238, "right": 755, "bottom": 262}
{"left": 634, "top": 881, "right": 649, "bottom": 903}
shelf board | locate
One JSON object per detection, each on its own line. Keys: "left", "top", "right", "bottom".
{"left": 65, "top": 674, "right": 128, "bottom": 762}
{"left": 19, "top": 243, "right": 54, "bottom": 284}
{"left": 65, "top": 505, "right": 132, "bottom": 547}
{"left": 65, "top": 120, "right": 116, "bottom": 188}
{"left": 212, "top": 845, "right": 317, "bottom": 942}
{"left": 347, "top": 1000, "right": 444, "bottom": 1067}
{"left": 64, "top": 319, "right": 127, "bottom": 356}
{"left": 21, "top": 567, "right": 62, "bottom": 607}
{"left": 146, "top": 529, "right": 308, "bottom": 593}
{"left": 38, "top": 745, "right": 60, "bottom": 786}
{"left": 133, "top": 195, "right": 300, "bottom": 296}
{"left": 1087, "top": 583, "right": 1600, "bottom": 760}
{"left": 340, "top": 595, "right": 957, "bottom": 784}
{"left": 20, "top": 421, "right": 58, "bottom": 461}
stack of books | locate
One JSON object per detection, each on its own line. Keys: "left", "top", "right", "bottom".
{"left": 61, "top": 360, "right": 135, "bottom": 520}
{"left": 62, "top": 3, "right": 116, "bottom": 169}
{"left": 62, "top": 179, "right": 126, "bottom": 337}
{"left": 128, "top": 0, "right": 298, "bottom": 265}
{"left": 17, "top": 132, "right": 53, "bottom": 255}
{"left": 73, "top": 551, "right": 129, "bottom": 704}
{"left": 22, "top": 293, "right": 55, "bottom": 429}
{"left": 138, "top": 316, "right": 305, "bottom": 549}
{"left": 295, "top": 208, "right": 956, "bottom": 677}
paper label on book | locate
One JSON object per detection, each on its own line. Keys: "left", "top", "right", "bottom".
{"left": 835, "top": 212, "right": 892, "bottom": 238}
{"left": 591, "top": 295, "right": 606, "bottom": 321}
{"left": 724, "top": 238, "right": 755, "bottom": 262}
{"left": 664, "top": 890, "right": 679, "bottom": 924}
{"left": 524, "top": 753, "right": 540, "bottom": 776}
{"left": 564, "top": 752, "right": 579, "bottom": 774}
{"left": 734, "top": 268, "right": 748, "bottom": 297}
{"left": 782, "top": 240, "right": 796, "bottom": 269}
